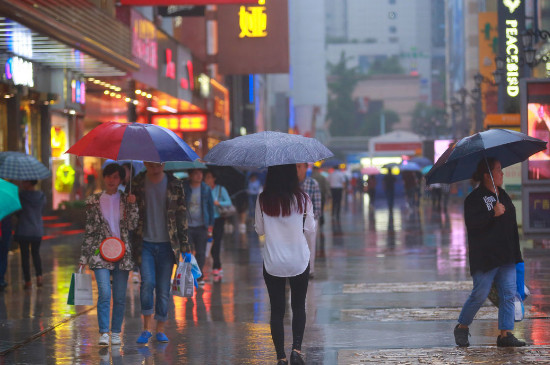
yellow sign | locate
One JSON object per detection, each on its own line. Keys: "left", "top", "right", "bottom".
{"left": 239, "top": 4, "right": 267, "bottom": 38}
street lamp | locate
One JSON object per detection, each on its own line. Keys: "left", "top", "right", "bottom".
{"left": 520, "top": 29, "right": 550, "bottom": 68}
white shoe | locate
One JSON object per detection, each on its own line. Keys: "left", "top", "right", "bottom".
{"left": 132, "top": 271, "right": 140, "bottom": 283}
{"left": 239, "top": 223, "right": 246, "bottom": 234}
{"left": 111, "top": 332, "right": 121, "bottom": 345}
{"left": 99, "top": 333, "right": 110, "bottom": 346}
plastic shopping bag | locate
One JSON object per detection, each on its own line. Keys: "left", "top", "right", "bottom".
{"left": 172, "top": 261, "right": 194, "bottom": 298}
{"left": 514, "top": 294, "right": 525, "bottom": 322}
{"left": 183, "top": 253, "right": 202, "bottom": 288}
{"left": 67, "top": 268, "right": 94, "bottom": 306}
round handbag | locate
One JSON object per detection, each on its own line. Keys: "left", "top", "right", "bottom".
{"left": 99, "top": 237, "right": 126, "bottom": 262}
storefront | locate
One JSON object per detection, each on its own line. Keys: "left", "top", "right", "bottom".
{"left": 0, "top": 5, "right": 137, "bottom": 210}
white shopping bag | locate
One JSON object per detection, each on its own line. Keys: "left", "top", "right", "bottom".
{"left": 172, "top": 261, "right": 194, "bottom": 298}
{"left": 67, "top": 269, "right": 94, "bottom": 306}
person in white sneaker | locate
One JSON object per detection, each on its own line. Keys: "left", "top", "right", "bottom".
{"left": 204, "top": 170, "right": 232, "bottom": 281}
{"left": 79, "top": 164, "right": 138, "bottom": 346}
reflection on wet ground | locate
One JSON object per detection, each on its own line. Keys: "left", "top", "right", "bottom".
{"left": 1, "top": 195, "right": 549, "bottom": 364}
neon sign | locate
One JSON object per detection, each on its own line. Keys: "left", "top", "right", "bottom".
{"left": 152, "top": 114, "right": 207, "bottom": 132}
{"left": 5, "top": 57, "right": 34, "bottom": 87}
{"left": 180, "top": 60, "right": 194, "bottom": 90}
{"left": 165, "top": 49, "right": 176, "bottom": 79}
{"left": 239, "top": 0, "right": 267, "bottom": 38}
{"left": 505, "top": 19, "right": 519, "bottom": 97}
{"left": 132, "top": 18, "right": 158, "bottom": 69}
{"left": 71, "top": 79, "right": 86, "bottom": 104}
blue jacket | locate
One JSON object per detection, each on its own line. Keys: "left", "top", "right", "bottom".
{"left": 183, "top": 182, "right": 215, "bottom": 228}
{"left": 14, "top": 190, "right": 45, "bottom": 239}
{"left": 211, "top": 184, "right": 232, "bottom": 219}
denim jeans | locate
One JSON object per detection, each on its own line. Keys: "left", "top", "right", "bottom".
{"left": 188, "top": 226, "right": 207, "bottom": 275}
{"left": 93, "top": 265, "right": 129, "bottom": 334}
{"left": 458, "top": 263, "right": 516, "bottom": 330}
{"left": 140, "top": 241, "right": 174, "bottom": 322}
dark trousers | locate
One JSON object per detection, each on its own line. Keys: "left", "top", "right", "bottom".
{"left": 211, "top": 217, "right": 225, "bottom": 270}
{"left": 18, "top": 238, "right": 42, "bottom": 282}
{"left": 331, "top": 188, "right": 343, "bottom": 219}
{"left": 263, "top": 264, "right": 310, "bottom": 360}
{"left": 0, "top": 217, "right": 12, "bottom": 284}
{"left": 189, "top": 226, "right": 208, "bottom": 276}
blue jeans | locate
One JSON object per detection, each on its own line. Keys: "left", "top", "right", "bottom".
{"left": 140, "top": 241, "right": 174, "bottom": 322}
{"left": 188, "top": 226, "right": 207, "bottom": 275}
{"left": 93, "top": 265, "right": 129, "bottom": 334}
{"left": 458, "top": 263, "right": 516, "bottom": 330}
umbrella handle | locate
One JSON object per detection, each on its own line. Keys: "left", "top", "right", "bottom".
{"left": 484, "top": 157, "right": 499, "bottom": 203}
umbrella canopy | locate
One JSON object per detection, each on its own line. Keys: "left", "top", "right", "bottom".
{"left": 410, "top": 156, "right": 433, "bottom": 167}
{"left": 421, "top": 165, "right": 433, "bottom": 175}
{"left": 164, "top": 160, "right": 207, "bottom": 171}
{"left": 203, "top": 131, "right": 334, "bottom": 168}
{"left": 361, "top": 166, "right": 380, "bottom": 175}
{"left": 0, "top": 178, "right": 21, "bottom": 220}
{"left": 425, "top": 129, "right": 547, "bottom": 184}
{"left": 381, "top": 163, "right": 400, "bottom": 175}
{"left": 399, "top": 161, "right": 421, "bottom": 171}
{"left": 66, "top": 121, "right": 199, "bottom": 163}
{"left": 0, "top": 152, "right": 51, "bottom": 180}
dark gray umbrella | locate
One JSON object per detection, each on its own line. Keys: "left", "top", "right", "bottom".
{"left": 204, "top": 131, "right": 334, "bottom": 168}
{"left": 0, "top": 152, "right": 51, "bottom": 180}
{"left": 425, "top": 129, "right": 547, "bottom": 198}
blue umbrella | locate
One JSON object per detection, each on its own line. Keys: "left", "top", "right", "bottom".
{"left": 0, "top": 152, "right": 51, "bottom": 180}
{"left": 204, "top": 131, "right": 333, "bottom": 168}
{"left": 399, "top": 161, "right": 421, "bottom": 171}
{"left": 0, "top": 178, "right": 21, "bottom": 220}
{"left": 164, "top": 160, "right": 207, "bottom": 171}
{"left": 425, "top": 129, "right": 547, "bottom": 185}
{"left": 410, "top": 156, "right": 433, "bottom": 168}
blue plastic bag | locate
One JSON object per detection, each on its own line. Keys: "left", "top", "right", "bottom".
{"left": 183, "top": 253, "right": 202, "bottom": 288}
{"left": 516, "top": 262, "right": 526, "bottom": 300}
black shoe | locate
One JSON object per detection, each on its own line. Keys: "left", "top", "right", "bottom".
{"left": 290, "top": 350, "right": 305, "bottom": 365}
{"left": 497, "top": 332, "right": 526, "bottom": 347}
{"left": 454, "top": 324, "right": 470, "bottom": 347}
{"left": 277, "top": 360, "right": 288, "bottom": 365}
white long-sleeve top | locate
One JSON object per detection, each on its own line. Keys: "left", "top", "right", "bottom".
{"left": 99, "top": 191, "right": 121, "bottom": 239}
{"left": 255, "top": 195, "right": 316, "bottom": 277}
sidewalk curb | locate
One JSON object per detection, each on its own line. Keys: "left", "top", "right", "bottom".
{"left": 0, "top": 306, "right": 96, "bottom": 357}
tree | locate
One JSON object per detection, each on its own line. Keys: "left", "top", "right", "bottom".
{"left": 326, "top": 52, "right": 365, "bottom": 136}
{"left": 411, "top": 103, "right": 447, "bottom": 137}
{"left": 367, "top": 56, "right": 405, "bottom": 76}
{"left": 361, "top": 109, "right": 400, "bottom": 136}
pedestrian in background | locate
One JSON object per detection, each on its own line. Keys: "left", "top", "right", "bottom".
{"left": 0, "top": 216, "right": 13, "bottom": 291}
{"left": 14, "top": 180, "right": 45, "bottom": 289}
{"left": 454, "top": 158, "right": 525, "bottom": 348}
{"left": 255, "top": 164, "right": 316, "bottom": 365}
{"left": 247, "top": 173, "right": 262, "bottom": 223}
{"left": 204, "top": 169, "right": 231, "bottom": 281}
{"left": 383, "top": 173, "right": 396, "bottom": 211}
{"left": 183, "top": 168, "right": 214, "bottom": 286}
{"left": 296, "top": 163, "right": 321, "bottom": 279}
{"left": 79, "top": 163, "right": 138, "bottom": 346}
{"left": 311, "top": 165, "right": 331, "bottom": 227}
{"left": 366, "top": 175, "right": 377, "bottom": 206}
{"left": 328, "top": 166, "right": 346, "bottom": 221}
{"left": 131, "top": 162, "right": 189, "bottom": 344}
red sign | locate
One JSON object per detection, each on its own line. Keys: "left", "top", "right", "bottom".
{"left": 165, "top": 49, "right": 176, "bottom": 79}
{"left": 152, "top": 114, "right": 207, "bottom": 132}
{"left": 121, "top": 0, "right": 257, "bottom": 4}
{"left": 374, "top": 142, "right": 422, "bottom": 152}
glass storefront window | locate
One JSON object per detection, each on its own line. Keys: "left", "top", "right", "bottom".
{"left": 527, "top": 102, "right": 550, "bottom": 180}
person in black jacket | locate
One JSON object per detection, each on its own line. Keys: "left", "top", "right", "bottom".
{"left": 453, "top": 158, "right": 526, "bottom": 348}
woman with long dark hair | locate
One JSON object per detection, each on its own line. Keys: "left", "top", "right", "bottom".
{"left": 454, "top": 158, "right": 525, "bottom": 348}
{"left": 255, "top": 164, "right": 316, "bottom": 365}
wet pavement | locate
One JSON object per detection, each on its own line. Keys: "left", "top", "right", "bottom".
{"left": 1, "top": 195, "right": 550, "bottom": 364}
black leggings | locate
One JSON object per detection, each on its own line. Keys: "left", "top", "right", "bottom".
{"left": 19, "top": 239, "right": 42, "bottom": 282}
{"left": 211, "top": 217, "right": 225, "bottom": 269}
{"left": 263, "top": 264, "right": 310, "bottom": 360}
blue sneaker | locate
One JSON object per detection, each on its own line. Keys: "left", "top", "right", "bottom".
{"left": 156, "top": 332, "right": 169, "bottom": 343}
{"left": 136, "top": 331, "right": 152, "bottom": 344}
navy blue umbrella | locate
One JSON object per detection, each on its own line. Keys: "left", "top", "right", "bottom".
{"left": 425, "top": 129, "right": 547, "bottom": 185}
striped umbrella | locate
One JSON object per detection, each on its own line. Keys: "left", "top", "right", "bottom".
{"left": 0, "top": 152, "right": 51, "bottom": 180}
{"left": 66, "top": 121, "right": 199, "bottom": 163}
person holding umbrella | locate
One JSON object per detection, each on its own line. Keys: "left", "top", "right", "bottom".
{"left": 131, "top": 162, "right": 190, "bottom": 344}
{"left": 453, "top": 158, "right": 525, "bottom": 347}
{"left": 14, "top": 180, "right": 46, "bottom": 289}
{"left": 255, "top": 164, "right": 316, "bottom": 365}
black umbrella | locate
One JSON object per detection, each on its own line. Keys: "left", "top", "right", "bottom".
{"left": 425, "top": 129, "right": 546, "bottom": 197}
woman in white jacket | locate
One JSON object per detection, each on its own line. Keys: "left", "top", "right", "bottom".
{"left": 255, "top": 164, "right": 316, "bottom": 365}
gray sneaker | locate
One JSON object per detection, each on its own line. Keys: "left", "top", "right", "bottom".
{"left": 497, "top": 332, "right": 526, "bottom": 347}
{"left": 454, "top": 324, "right": 470, "bottom": 347}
